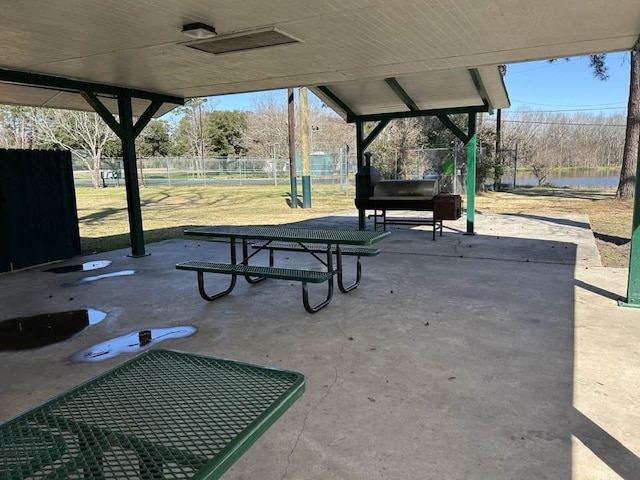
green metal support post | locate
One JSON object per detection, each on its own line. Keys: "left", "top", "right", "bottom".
{"left": 356, "top": 122, "right": 366, "bottom": 229}
{"left": 83, "top": 91, "right": 167, "bottom": 258}
{"left": 354, "top": 119, "right": 390, "bottom": 230}
{"left": 620, "top": 141, "right": 640, "bottom": 307}
{"left": 465, "top": 113, "right": 477, "bottom": 235}
{"left": 118, "top": 94, "right": 146, "bottom": 257}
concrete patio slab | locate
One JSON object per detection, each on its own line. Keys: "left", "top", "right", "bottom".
{"left": 0, "top": 212, "right": 638, "bottom": 479}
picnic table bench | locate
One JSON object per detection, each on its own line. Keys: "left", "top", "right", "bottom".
{"left": 176, "top": 261, "right": 335, "bottom": 312}
{"left": 0, "top": 349, "right": 305, "bottom": 480}
{"left": 250, "top": 242, "right": 380, "bottom": 293}
{"left": 177, "top": 226, "right": 390, "bottom": 313}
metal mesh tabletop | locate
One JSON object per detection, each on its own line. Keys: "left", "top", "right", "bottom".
{"left": 184, "top": 226, "right": 390, "bottom": 246}
{"left": 0, "top": 349, "right": 305, "bottom": 480}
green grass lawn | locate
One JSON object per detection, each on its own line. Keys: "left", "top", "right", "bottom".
{"left": 76, "top": 184, "right": 633, "bottom": 267}
{"left": 76, "top": 184, "right": 356, "bottom": 254}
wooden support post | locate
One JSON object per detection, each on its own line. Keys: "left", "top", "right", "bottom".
{"left": 299, "top": 87, "right": 311, "bottom": 208}
{"left": 495, "top": 108, "right": 502, "bottom": 191}
{"left": 288, "top": 88, "right": 298, "bottom": 208}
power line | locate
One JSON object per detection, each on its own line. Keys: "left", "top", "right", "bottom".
{"left": 510, "top": 99, "right": 627, "bottom": 107}
{"left": 502, "top": 106, "right": 627, "bottom": 113}
{"left": 484, "top": 118, "right": 625, "bottom": 127}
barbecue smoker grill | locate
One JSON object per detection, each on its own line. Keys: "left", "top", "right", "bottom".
{"left": 355, "top": 166, "right": 462, "bottom": 240}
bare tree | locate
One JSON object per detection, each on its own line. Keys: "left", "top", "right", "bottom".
{"left": 245, "top": 91, "right": 354, "bottom": 159}
{"left": 33, "top": 109, "right": 117, "bottom": 188}
{"left": 497, "top": 108, "right": 626, "bottom": 178}
{"left": 173, "top": 98, "right": 215, "bottom": 177}
{"left": 0, "top": 106, "right": 35, "bottom": 149}
{"left": 245, "top": 92, "right": 289, "bottom": 158}
{"left": 530, "top": 160, "right": 550, "bottom": 185}
{"left": 370, "top": 118, "right": 424, "bottom": 178}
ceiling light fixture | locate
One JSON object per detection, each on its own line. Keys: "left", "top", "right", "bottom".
{"left": 182, "top": 22, "right": 217, "bottom": 40}
{"left": 185, "top": 26, "right": 301, "bottom": 55}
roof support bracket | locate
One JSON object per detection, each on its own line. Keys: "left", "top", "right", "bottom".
{"left": 80, "top": 90, "right": 163, "bottom": 257}
{"left": 436, "top": 114, "right": 469, "bottom": 143}
{"left": 362, "top": 119, "right": 390, "bottom": 151}
{"left": 81, "top": 93, "right": 164, "bottom": 141}
{"left": 133, "top": 100, "right": 163, "bottom": 138}
{"left": 315, "top": 86, "right": 357, "bottom": 119}
{"left": 81, "top": 91, "right": 125, "bottom": 139}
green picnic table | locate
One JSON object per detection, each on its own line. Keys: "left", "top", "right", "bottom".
{"left": 177, "top": 226, "right": 390, "bottom": 313}
{"left": 0, "top": 349, "right": 305, "bottom": 480}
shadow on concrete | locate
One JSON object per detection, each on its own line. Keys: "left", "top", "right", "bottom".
{"left": 504, "top": 213, "right": 591, "bottom": 230}
{"left": 574, "top": 279, "right": 624, "bottom": 302}
{"left": 3, "top": 212, "right": 607, "bottom": 478}
{"left": 275, "top": 213, "right": 578, "bottom": 477}
{"left": 284, "top": 214, "right": 581, "bottom": 265}
{"left": 571, "top": 408, "right": 640, "bottom": 479}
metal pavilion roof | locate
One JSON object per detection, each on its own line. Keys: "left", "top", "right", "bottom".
{"left": 0, "top": 0, "right": 638, "bottom": 118}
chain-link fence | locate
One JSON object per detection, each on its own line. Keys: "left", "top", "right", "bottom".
{"left": 73, "top": 146, "right": 499, "bottom": 194}
{"left": 372, "top": 146, "right": 466, "bottom": 194}
{"left": 73, "top": 154, "right": 358, "bottom": 191}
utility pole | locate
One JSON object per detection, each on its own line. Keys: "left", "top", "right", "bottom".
{"left": 495, "top": 108, "right": 502, "bottom": 154}
{"left": 287, "top": 88, "right": 297, "bottom": 208}
{"left": 299, "top": 87, "right": 311, "bottom": 208}
{"left": 495, "top": 108, "right": 502, "bottom": 191}
{"left": 513, "top": 143, "right": 518, "bottom": 188}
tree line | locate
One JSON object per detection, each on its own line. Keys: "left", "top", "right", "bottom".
{"left": 494, "top": 109, "right": 626, "bottom": 168}
{"left": 0, "top": 94, "right": 631, "bottom": 190}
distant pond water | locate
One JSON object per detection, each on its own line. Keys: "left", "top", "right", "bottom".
{"left": 503, "top": 169, "right": 620, "bottom": 188}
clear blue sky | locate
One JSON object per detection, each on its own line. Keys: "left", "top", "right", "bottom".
{"left": 504, "top": 52, "right": 630, "bottom": 114}
{"left": 177, "top": 52, "right": 632, "bottom": 116}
